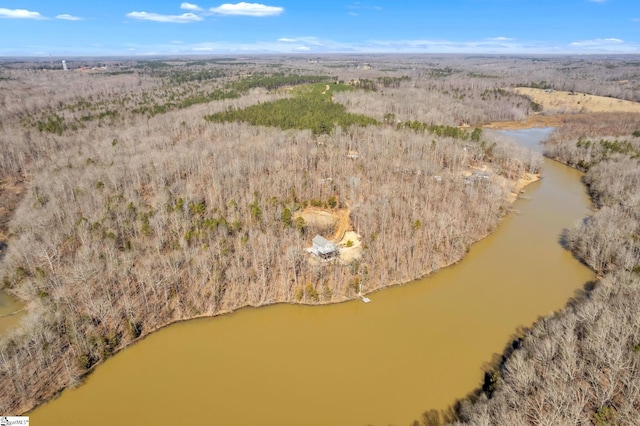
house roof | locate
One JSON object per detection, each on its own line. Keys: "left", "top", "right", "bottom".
{"left": 312, "top": 235, "right": 332, "bottom": 247}
{"left": 311, "top": 235, "right": 337, "bottom": 256}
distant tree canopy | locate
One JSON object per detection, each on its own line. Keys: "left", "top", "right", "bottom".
{"left": 205, "top": 82, "right": 378, "bottom": 134}
{"left": 377, "top": 75, "right": 410, "bottom": 88}
{"left": 396, "top": 120, "right": 482, "bottom": 141}
{"left": 229, "top": 73, "right": 334, "bottom": 92}
{"left": 132, "top": 88, "right": 240, "bottom": 117}
{"left": 167, "top": 69, "right": 227, "bottom": 84}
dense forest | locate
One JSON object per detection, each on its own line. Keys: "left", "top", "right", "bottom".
{"left": 1, "top": 55, "right": 640, "bottom": 421}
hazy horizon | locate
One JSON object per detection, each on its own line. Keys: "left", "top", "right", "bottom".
{"left": 0, "top": 0, "right": 638, "bottom": 56}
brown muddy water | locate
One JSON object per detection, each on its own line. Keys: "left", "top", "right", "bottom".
{"left": 30, "top": 128, "right": 594, "bottom": 426}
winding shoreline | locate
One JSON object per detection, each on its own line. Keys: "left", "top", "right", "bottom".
{"left": 28, "top": 125, "right": 595, "bottom": 426}
{"left": 23, "top": 143, "right": 543, "bottom": 416}
{"left": 16, "top": 128, "right": 543, "bottom": 416}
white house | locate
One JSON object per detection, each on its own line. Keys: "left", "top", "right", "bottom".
{"left": 306, "top": 235, "right": 339, "bottom": 260}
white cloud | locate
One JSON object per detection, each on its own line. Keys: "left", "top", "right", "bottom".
{"left": 56, "top": 14, "right": 82, "bottom": 21}
{"left": 281, "top": 36, "right": 364, "bottom": 52}
{"left": 114, "top": 36, "right": 637, "bottom": 55}
{"left": 485, "top": 37, "right": 514, "bottom": 41}
{"left": 570, "top": 38, "right": 623, "bottom": 47}
{"left": 567, "top": 38, "right": 638, "bottom": 52}
{"left": 126, "top": 11, "right": 203, "bottom": 23}
{"left": 588, "top": 0, "right": 609, "bottom": 3}
{"left": 180, "top": 2, "right": 203, "bottom": 11}
{"left": 0, "top": 8, "right": 46, "bottom": 19}
{"left": 209, "top": 2, "right": 284, "bottom": 17}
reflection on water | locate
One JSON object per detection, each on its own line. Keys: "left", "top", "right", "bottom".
{"left": 31, "top": 129, "right": 594, "bottom": 426}
{"left": 489, "top": 127, "right": 555, "bottom": 153}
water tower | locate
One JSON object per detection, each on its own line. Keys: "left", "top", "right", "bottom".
{"left": 62, "top": 60, "right": 68, "bottom": 71}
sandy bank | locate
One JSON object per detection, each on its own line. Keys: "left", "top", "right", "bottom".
{"left": 483, "top": 114, "right": 569, "bottom": 130}
{"left": 509, "top": 172, "right": 540, "bottom": 203}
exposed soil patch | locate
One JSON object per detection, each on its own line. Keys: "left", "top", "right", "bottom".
{"left": 336, "top": 230, "right": 363, "bottom": 263}
{"left": 294, "top": 207, "right": 363, "bottom": 263}
{"left": 484, "top": 111, "right": 640, "bottom": 131}
{"left": 509, "top": 172, "right": 539, "bottom": 203}
{"left": 294, "top": 208, "right": 339, "bottom": 229}
{"left": 483, "top": 113, "right": 572, "bottom": 130}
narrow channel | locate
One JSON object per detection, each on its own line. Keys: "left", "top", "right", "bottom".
{"left": 31, "top": 128, "right": 594, "bottom": 426}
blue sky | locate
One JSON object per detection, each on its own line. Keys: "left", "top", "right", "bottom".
{"left": 0, "top": 1, "right": 638, "bottom": 56}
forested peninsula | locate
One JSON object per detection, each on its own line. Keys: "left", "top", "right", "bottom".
{"left": 1, "top": 55, "right": 640, "bottom": 423}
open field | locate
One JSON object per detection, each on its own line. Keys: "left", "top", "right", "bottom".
{"left": 484, "top": 87, "right": 640, "bottom": 130}
{"left": 512, "top": 87, "right": 640, "bottom": 114}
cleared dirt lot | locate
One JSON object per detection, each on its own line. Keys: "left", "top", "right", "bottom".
{"left": 294, "top": 208, "right": 363, "bottom": 263}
